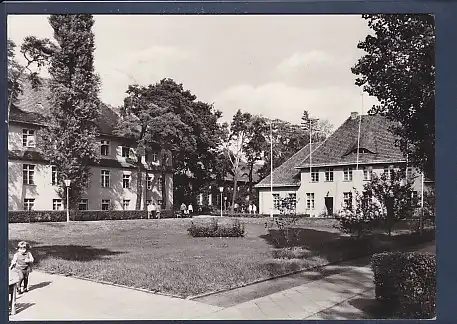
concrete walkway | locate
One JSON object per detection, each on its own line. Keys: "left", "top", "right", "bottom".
{"left": 9, "top": 241, "right": 435, "bottom": 321}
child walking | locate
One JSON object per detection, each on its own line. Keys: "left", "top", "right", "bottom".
{"left": 10, "top": 241, "right": 34, "bottom": 294}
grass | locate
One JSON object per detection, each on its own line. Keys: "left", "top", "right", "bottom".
{"left": 8, "top": 217, "right": 434, "bottom": 298}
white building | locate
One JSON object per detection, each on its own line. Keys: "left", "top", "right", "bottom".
{"left": 8, "top": 81, "right": 173, "bottom": 211}
{"left": 255, "top": 112, "right": 433, "bottom": 216}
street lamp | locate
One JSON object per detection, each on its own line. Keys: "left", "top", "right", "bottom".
{"left": 219, "top": 186, "right": 224, "bottom": 217}
{"left": 64, "top": 179, "right": 71, "bottom": 222}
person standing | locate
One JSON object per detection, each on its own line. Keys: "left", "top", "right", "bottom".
{"left": 188, "top": 203, "right": 193, "bottom": 216}
{"left": 252, "top": 204, "right": 257, "bottom": 214}
{"left": 248, "top": 204, "right": 253, "bottom": 214}
{"left": 180, "top": 202, "right": 187, "bottom": 218}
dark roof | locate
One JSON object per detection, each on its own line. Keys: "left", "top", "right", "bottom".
{"left": 296, "top": 114, "right": 405, "bottom": 168}
{"left": 255, "top": 142, "right": 321, "bottom": 188}
{"left": 9, "top": 78, "right": 120, "bottom": 136}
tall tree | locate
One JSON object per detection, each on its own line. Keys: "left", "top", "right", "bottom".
{"left": 7, "top": 37, "right": 54, "bottom": 117}
{"left": 352, "top": 14, "right": 435, "bottom": 180}
{"left": 38, "top": 15, "right": 101, "bottom": 209}
{"left": 115, "top": 79, "right": 222, "bottom": 210}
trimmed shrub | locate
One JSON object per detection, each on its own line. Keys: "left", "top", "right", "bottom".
{"left": 371, "top": 252, "right": 436, "bottom": 319}
{"left": 9, "top": 210, "right": 148, "bottom": 223}
{"left": 9, "top": 211, "right": 67, "bottom": 223}
{"left": 187, "top": 218, "right": 245, "bottom": 237}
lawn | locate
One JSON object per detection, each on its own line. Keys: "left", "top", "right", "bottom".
{"left": 8, "top": 217, "right": 434, "bottom": 298}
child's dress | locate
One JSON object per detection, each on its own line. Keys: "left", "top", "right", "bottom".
{"left": 11, "top": 252, "right": 34, "bottom": 279}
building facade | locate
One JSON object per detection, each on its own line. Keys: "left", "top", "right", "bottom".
{"left": 256, "top": 113, "right": 433, "bottom": 216}
{"left": 8, "top": 82, "right": 173, "bottom": 211}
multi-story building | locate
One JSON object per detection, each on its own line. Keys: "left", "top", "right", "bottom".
{"left": 255, "top": 112, "right": 433, "bottom": 216}
{"left": 8, "top": 81, "right": 173, "bottom": 211}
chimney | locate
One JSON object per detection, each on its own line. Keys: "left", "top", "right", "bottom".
{"left": 350, "top": 112, "right": 358, "bottom": 120}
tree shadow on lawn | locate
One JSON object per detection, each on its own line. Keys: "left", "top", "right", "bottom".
{"left": 33, "top": 245, "right": 125, "bottom": 263}
{"left": 260, "top": 228, "right": 435, "bottom": 278}
{"left": 9, "top": 239, "right": 124, "bottom": 263}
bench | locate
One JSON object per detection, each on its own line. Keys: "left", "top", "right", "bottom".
{"left": 9, "top": 270, "right": 20, "bottom": 315}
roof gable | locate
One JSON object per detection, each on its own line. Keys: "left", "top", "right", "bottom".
{"left": 296, "top": 115, "right": 405, "bottom": 168}
{"left": 255, "top": 142, "right": 322, "bottom": 188}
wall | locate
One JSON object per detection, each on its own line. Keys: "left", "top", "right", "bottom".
{"left": 8, "top": 124, "right": 173, "bottom": 211}
{"left": 258, "top": 164, "right": 429, "bottom": 217}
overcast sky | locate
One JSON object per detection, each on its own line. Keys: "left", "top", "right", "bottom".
{"left": 7, "top": 14, "right": 379, "bottom": 128}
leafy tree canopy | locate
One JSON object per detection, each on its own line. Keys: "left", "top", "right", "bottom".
{"left": 352, "top": 14, "right": 435, "bottom": 180}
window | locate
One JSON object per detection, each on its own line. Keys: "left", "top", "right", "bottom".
{"left": 101, "top": 199, "right": 110, "bottom": 210}
{"left": 343, "top": 167, "right": 353, "bottom": 181}
{"left": 406, "top": 167, "right": 413, "bottom": 180}
{"left": 53, "top": 199, "right": 63, "bottom": 211}
{"left": 121, "top": 146, "right": 131, "bottom": 158}
{"left": 100, "top": 140, "right": 110, "bottom": 156}
{"left": 152, "top": 152, "right": 158, "bottom": 162}
{"left": 51, "top": 166, "right": 57, "bottom": 185}
{"left": 23, "top": 164, "right": 35, "bottom": 185}
{"left": 288, "top": 193, "right": 297, "bottom": 210}
{"left": 343, "top": 192, "right": 353, "bottom": 210}
{"left": 23, "top": 198, "right": 35, "bottom": 211}
{"left": 306, "top": 193, "right": 315, "bottom": 209}
{"left": 159, "top": 176, "right": 164, "bottom": 190}
{"left": 363, "top": 167, "right": 372, "bottom": 181}
{"left": 22, "top": 129, "right": 35, "bottom": 147}
{"left": 273, "top": 194, "right": 280, "bottom": 209}
{"left": 311, "top": 169, "right": 319, "bottom": 183}
{"left": 325, "top": 168, "right": 334, "bottom": 182}
{"left": 123, "top": 199, "right": 130, "bottom": 210}
{"left": 123, "top": 174, "right": 131, "bottom": 189}
{"left": 79, "top": 199, "right": 88, "bottom": 211}
{"left": 384, "top": 166, "right": 395, "bottom": 180}
{"left": 146, "top": 174, "right": 153, "bottom": 190}
{"left": 101, "top": 170, "right": 110, "bottom": 188}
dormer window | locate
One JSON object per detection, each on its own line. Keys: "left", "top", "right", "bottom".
{"left": 121, "top": 146, "right": 131, "bottom": 158}
{"left": 22, "top": 129, "right": 35, "bottom": 147}
{"left": 101, "top": 140, "right": 110, "bottom": 156}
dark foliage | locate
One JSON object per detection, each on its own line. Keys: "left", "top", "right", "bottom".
{"left": 371, "top": 251, "right": 435, "bottom": 319}
{"left": 187, "top": 218, "right": 245, "bottom": 237}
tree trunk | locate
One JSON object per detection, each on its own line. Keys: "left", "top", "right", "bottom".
{"left": 248, "top": 161, "right": 254, "bottom": 200}
{"left": 135, "top": 154, "right": 143, "bottom": 210}
{"left": 161, "top": 152, "right": 168, "bottom": 209}
{"left": 231, "top": 174, "right": 238, "bottom": 215}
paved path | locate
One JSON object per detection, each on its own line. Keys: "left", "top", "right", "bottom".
{"left": 9, "top": 241, "right": 435, "bottom": 321}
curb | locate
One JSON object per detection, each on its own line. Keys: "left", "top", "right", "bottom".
{"left": 43, "top": 272, "right": 185, "bottom": 300}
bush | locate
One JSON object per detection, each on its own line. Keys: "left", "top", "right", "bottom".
{"left": 9, "top": 210, "right": 149, "bottom": 223}
{"left": 187, "top": 218, "right": 245, "bottom": 237}
{"left": 371, "top": 252, "right": 436, "bottom": 319}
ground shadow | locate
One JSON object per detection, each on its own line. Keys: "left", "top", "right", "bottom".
{"left": 8, "top": 239, "right": 124, "bottom": 263}
{"left": 261, "top": 227, "right": 435, "bottom": 266}
{"left": 11, "top": 302, "right": 35, "bottom": 316}
{"left": 348, "top": 297, "right": 385, "bottom": 319}
{"left": 28, "top": 281, "right": 52, "bottom": 291}
{"left": 32, "top": 245, "right": 125, "bottom": 263}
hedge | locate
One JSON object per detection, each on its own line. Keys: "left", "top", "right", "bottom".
{"left": 187, "top": 218, "right": 245, "bottom": 237}
{"left": 371, "top": 252, "right": 436, "bottom": 319}
{"left": 9, "top": 209, "right": 175, "bottom": 223}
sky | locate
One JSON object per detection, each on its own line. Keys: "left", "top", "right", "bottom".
{"left": 7, "top": 14, "right": 379, "bottom": 128}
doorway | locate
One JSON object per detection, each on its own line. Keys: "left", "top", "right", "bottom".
{"left": 324, "top": 197, "right": 333, "bottom": 216}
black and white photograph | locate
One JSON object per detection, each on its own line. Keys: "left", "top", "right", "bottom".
{"left": 7, "top": 13, "right": 435, "bottom": 320}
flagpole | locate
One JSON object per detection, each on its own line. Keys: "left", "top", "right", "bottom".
{"left": 270, "top": 121, "right": 274, "bottom": 219}
{"left": 356, "top": 92, "right": 363, "bottom": 172}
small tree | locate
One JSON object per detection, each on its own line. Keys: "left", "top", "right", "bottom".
{"left": 265, "top": 196, "right": 300, "bottom": 247}
{"left": 336, "top": 168, "right": 419, "bottom": 237}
